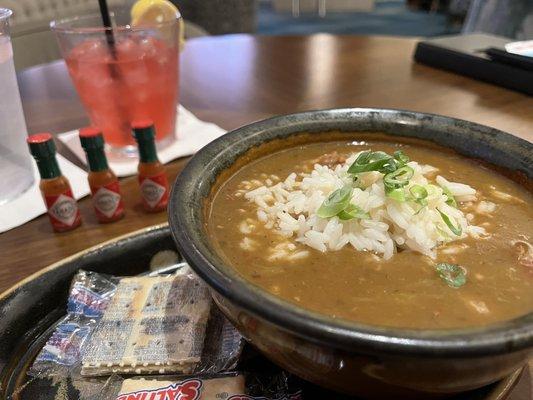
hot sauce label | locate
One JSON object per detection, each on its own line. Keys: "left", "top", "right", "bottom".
{"left": 117, "top": 379, "right": 202, "bottom": 400}
{"left": 139, "top": 173, "right": 169, "bottom": 210}
{"left": 92, "top": 181, "right": 124, "bottom": 219}
{"left": 45, "top": 190, "right": 81, "bottom": 229}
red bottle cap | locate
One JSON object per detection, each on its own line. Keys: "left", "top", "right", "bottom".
{"left": 79, "top": 126, "right": 105, "bottom": 150}
{"left": 131, "top": 119, "right": 154, "bottom": 130}
{"left": 27, "top": 132, "right": 53, "bottom": 144}
{"left": 27, "top": 133, "right": 56, "bottom": 158}
{"left": 132, "top": 119, "right": 156, "bottom": 144}
{"left": 79, "top": 126, "right": 102, "bottom": 138}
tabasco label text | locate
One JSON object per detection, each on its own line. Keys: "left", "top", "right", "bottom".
{"left": 139, "top": 173, "right": 169, "bottom": 211}
{"left": 91, "top": 181, "right": 124, "bottom": 221}
{"left": 44, "top": 190, "right": 81, "bottom": 231}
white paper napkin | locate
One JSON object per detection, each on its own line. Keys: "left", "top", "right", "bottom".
{"left": 57, "top": 105, "right": 227, "bottom": 177}
{"left": 0, "top": 155, "right": 90, "bottom": 233}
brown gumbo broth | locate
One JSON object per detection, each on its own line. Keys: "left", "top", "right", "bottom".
{"left": 207, "top": 137, "right": 533, "bottom": 329}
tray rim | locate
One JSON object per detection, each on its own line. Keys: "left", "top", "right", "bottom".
{"left": 486, "top": 367, "right": 524, "bottom": 400}
{"left": 0, "top": 222, "right": 170, "bottom": 301}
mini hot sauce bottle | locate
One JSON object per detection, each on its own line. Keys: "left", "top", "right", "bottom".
{"left": 27, "top": 133, "right": 82, "bottom": 232}
{"left": 79, "top": 127, "right": 125, "bottom": 223}
{"left": 132, "top": 119, "right": 169, "bottom": 213}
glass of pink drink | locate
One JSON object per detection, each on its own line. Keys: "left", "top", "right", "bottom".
{"left": 51, "top": 11, "right": 180, "bottom": 155}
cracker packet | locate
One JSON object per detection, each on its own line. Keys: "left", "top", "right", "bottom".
{"left": 81, "top": 274, "right": 212, "bottom": 376}
{"left": 80, "top": 272, "right": 244, "bottom": 377}
{"left": 29, "top": 269, "right": 244, "bottom": 379}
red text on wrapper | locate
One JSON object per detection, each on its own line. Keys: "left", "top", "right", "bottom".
{"left": 117, "top": 379, "right": 202, "bottom": 400}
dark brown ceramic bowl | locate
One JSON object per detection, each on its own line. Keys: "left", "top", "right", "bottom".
{"left": 168, "top": 108, "right": 533, "bottom": 399}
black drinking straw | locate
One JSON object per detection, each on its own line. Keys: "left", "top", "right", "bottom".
{"left": 97, "top": 0, "right": 130, "bottom": 139}
{"left": 97, "top": 0, "right": 117, "bottom": 58}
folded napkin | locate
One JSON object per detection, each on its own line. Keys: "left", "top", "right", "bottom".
{"left": 57, "top": 105, "right": 226, "bottom": 177}
{"left": 0, "top": 155, "right": 90, "bottom": 233}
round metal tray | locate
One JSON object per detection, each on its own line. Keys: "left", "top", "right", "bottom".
{"left": 0, "top": 224, "right": 523, "bottom": 400}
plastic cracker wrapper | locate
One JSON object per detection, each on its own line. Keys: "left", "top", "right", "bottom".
{"left": 29, "top": 271, "right": 118, "bottom": 376}
{"left": 28, "top": 267, "right": 245, "bottom": 382}
{"left": 80, "top": 273, "right": 244, "bottom": 377}
{"left": 67, "top": 270, "right": 118, "bottom": 317}
{"left": 197, "top": 305, "right": 245, "bottom": 374}
{"left": 244, "top": 371, "right": 303, "bottom": 400}
{"left": 81, "top": 274, "right": 210, "bottom": 375}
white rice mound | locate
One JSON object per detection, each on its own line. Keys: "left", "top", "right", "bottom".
{"left": 243, "top": 151, "right": 488, "bottom": 260}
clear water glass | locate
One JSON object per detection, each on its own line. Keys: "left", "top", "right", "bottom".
{"left": 0, "top": 8, "right": 34, "bottom": 205}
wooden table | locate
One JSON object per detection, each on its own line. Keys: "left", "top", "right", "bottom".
{"left": 2, "top": 35, "right": 532, "bottom": 399}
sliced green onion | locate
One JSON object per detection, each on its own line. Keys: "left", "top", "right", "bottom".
{"left": 348, "top": 151, "right": 392, "bottom": 174}
{"left": 414, "top": 204, "right": 426, "bottom": 215}
{"left": 348, "top": 150, "right": 411, "bottom": 176}
{"left": 386, "top": 187, "right": 407, "bottom": 202}
{"left": 379, "top": 150, "right": 409, "bottom": 174}
{"left": 437, "top": 209, "right": 462, "bottom": 236}
{"left": 384, "top": 166, "right": 414, "bottom": 187}
{"left": 383, "top": 166, "right": 414, "bottom": 202}
{"left": 442, "top": 186, "right": 457, "bottom": 208}
{"left": 380, "top": 159, "right": 400, "bottom": 174}
{"left": 435, "top": 263, "right": 467, "bottom": 288}
{"left": 354, "top": 150, "right": 372, "bottom": 164}
{"left": 317, "top": 185, "right": 353, "bottom": 218}
{"left": 393, "top": 150, "right": 410, "bottom": 165}
{"left": 338, "top": 204, "right": 370, "bottom": 220}
{"left": 409, "top": 184, "right": 428, "bottom": 206}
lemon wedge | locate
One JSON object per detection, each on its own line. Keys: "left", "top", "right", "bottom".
{"left": 131, "top": 0, "right": 185, "bottom": 49}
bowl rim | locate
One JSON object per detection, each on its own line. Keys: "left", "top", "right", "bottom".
{"left": 169, "top": 107, "right": 533, "bottom": 358}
